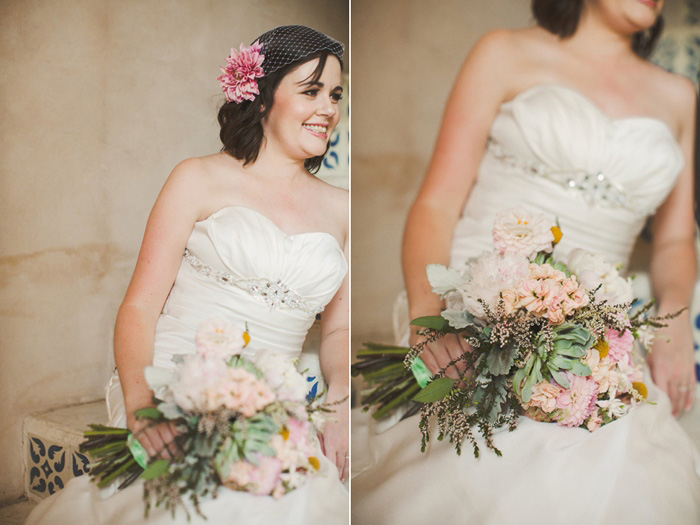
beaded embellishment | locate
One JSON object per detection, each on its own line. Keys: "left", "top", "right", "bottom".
{"left": 183, "top": 249, "right": 322, "bottom": 315}
{"left": 487, "top": 138, "right": 635, "bottom": 211}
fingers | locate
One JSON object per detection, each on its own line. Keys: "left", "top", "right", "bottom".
{"left": 684, "top": 382, "right": 696, "bottom": 412}
{"left": 136, "top": 423, "right": 177, "bottom": 459}
{"left": 317, "top": 432, "right": 325, "bottom": 456}
{"left": 669, "top": 382, "right": 683, "bottom": 418}
{"left": 422, "top": 336, "right": 468, "bottom": 379}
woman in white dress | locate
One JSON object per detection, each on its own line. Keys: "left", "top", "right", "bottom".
{"left": 27, "top": 25, "right": 349, "bottom": 524}
{"left": 352, "top": 1, "right": 700, "bottom": 523}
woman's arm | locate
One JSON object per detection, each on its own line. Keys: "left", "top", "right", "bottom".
{"left": 402, "top": 31, "right": 514, "bottom": 376}
{"left": 114, "top": 158, "right": 207, "bottom": 454}
{"left": 647, "top": 78, "right": 698, "bottom": 417}
{"left": 318, "top": 231, "right": 349, "bottom": 481}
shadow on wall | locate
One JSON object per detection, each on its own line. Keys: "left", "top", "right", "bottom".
{"left": 351, "top": 153, "right": 423, "bottom": 343}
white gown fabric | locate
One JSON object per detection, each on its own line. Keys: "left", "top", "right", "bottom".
{"left": 27, "top": 205, "right": 349, "bottom": 525}
{"left": 352, "top": 85, "right": 700, "bottom": 524}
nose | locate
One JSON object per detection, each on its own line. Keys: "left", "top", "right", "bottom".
{"left": 317, "top": 95, "right": 337, "bottom": 117}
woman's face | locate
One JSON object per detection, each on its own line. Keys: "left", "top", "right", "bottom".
{"left": 586, "top": 0, "right": 664, "bottom": 34}
{"left": 263, "top": 56, "right": 343, "bottom": 161}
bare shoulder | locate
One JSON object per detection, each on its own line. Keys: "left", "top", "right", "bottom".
{"left": 317, "top": 179, "right": 348, "bottom": 217}
{"left": 159, "top": 154, "right": 237, "bottom": 219}
{"left": 311, "top": 178, "right": 348, "bottom": 237}
{"left": 465, "top": 27, "right": 556, "bottom": 96}
{"left": 643, "top": 64, "right": 697, "bottom": 133}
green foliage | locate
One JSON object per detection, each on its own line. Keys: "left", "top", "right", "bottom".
{"left": 134, "top": 407, "right": 164, "bottom": 420}
{"left": 413, "top": 378, "right": 455, "bottom": 403}
{"left": 410, "top": 315, "right": 451, "bottom": 330}
{"left": 441, "top": 309, "right": 476, "bottom": 330}
{"left": 141, "top": 459, "right": 170, "bottom": 480}
{"left": 485, "top": 341, "right": 517, "bottom": 376}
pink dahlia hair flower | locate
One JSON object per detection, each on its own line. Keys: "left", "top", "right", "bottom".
{"left": 218, "top": 41, "right": 265, "bottom": 103}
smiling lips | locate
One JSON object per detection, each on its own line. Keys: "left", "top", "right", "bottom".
{"left": 636, "top": 0, "right": 658, "bottom": 7}
{"left": 303, "top": 123, "right": 329, "bottom": 139}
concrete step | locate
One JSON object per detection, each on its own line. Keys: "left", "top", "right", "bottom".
{"left": 24, "top": 401, "right": 107, "bottom": 502}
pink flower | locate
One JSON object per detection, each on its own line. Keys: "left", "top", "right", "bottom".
{"left": 492, "top": 208, "right": 555, "bottom": 258}
{"left": 586, "top": 413, "right": 603, "bottom": 431}
{"left": 218, "top": 41, "right": 265, "bottom": 103}
{"left": 525, "top": 381, "right": 563, "bottom": 413}
{"left": 286, "top": 418, "right": 310, "bottom": 445}
{"left": 458, "top": 251, "right": 529, "bottom": 319}
{"left": 555, "top": 373, "right": 599, "bottom": 427}
{"left": 195, "top": 318, "right": 245, "bottom": 360}
{"left": 248, "top": 455, "right": 283, "bottom": 496}
{"left": 606, "top": 328, "right": 634, "bottom": 365}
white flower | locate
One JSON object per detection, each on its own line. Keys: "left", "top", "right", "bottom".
{"left": 254, "top": 352, "right": 308, "bottom": 402}
{"left": 566, "top": 249, "right": 633, "bottom": 305}
{"left": 492, "top": 208, "right": 555, "bottom": 258}
{"left": 457, "top": 251, "right": 530, "bottom": 319}
{"left": 636, "top": 324, "right": 656, "bottom": 349}
{"left": 195, "top": 318, "right": 245, "bottom": 360}
{"left": 597, "top": 397, "right": 630, "bottom": 419}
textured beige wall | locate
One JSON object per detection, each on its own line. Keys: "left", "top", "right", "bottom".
{"left": 351, "top": 0, "right": 532, "bottom": 345}
{"left": 0, "top": 0, "right": 347, "bottom": 504}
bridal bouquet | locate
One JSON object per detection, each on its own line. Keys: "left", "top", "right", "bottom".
{"left": 354, "top": 208, "right": 676, "bottom": 457}
{"left": 82, "top": 319, "right": 330, "bottom": 518}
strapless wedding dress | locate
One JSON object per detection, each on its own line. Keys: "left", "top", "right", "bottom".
{"left": 27, "top": 205, "right": 349, "bottom": 524}
{"left": 352, "top": 85, "right": 700, "bottom": 524}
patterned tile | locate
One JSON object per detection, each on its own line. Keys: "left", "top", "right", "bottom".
{"left": 26, "top": 434, "right": 90, "bottom": 499}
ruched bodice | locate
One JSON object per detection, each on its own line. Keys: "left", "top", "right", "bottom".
{"left": 153, "top": 205, "right": 347, "bottom": 368}
{"left": 451, "top": 84, "right": 684, "bottom": 268}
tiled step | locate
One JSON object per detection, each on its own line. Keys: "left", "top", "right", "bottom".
{"left": 24, "top": 401, "right": 107, "bottom": 502}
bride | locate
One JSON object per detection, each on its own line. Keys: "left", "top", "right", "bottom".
{"left": 352, "top": 0, "right": 700, "bottom": 523}
{"left": 27, "top": 25, "right": 348, "bottom": 524}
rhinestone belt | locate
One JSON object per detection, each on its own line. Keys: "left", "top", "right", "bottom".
{"left": 183, "top": 249, "right": 323, "bottom": 316}
{"left": 487, "top": 138, "right": 636, "bottom": 211}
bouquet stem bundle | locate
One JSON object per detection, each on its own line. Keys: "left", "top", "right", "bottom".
{"left": 352, "top": 343, "right": 423, "bottom": 420}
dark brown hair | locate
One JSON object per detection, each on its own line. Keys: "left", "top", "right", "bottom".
{"left": 532, "top": 0, "right": 664, "bottom": 58}
{"left": 217, "top": 51, "right": 342, "bottom": 174}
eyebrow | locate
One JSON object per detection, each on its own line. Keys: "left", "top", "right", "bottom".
{"left": 298, "top": 80, "right": 343, "bottom": 92}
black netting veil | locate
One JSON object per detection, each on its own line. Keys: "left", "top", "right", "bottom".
{"left": 253, "top": 25, "right": 344, "bottom": 75}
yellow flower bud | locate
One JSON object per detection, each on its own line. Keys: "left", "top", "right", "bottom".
{"left": 551, "top": 226, "right": 563, "bottom": 244}
{"left": 594, "top": 340, "right": 609, "bottom": 359}
{"left": 632, "top": 382, "right": 648, "bottom": 399}
{"left": 243, "top": 331, "right": 251, "bottom": 347}
{"left": 279, "top": 426, "right": 290, "bottom": 441}
{"left": 309, "top": 456, "right": 321, "bottom": 470}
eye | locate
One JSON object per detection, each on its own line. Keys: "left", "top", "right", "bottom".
{"left": 303, "top": 88, "right": 319, "bottom": 97}
{"left": 331, "top": 92, "right": 343, "bottom": 102}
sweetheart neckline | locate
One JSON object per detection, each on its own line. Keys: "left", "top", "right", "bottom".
{"left": 502, "top": 83, "right": 682, "bottom": 149}
{"left": 201, "top": 205, "right": 346, "bottom": 256}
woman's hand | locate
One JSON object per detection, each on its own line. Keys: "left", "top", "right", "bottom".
{"left": 317, "top": 385, "right": 349, "bottom": 482}
{"left": 127, "top": 411, "right": 180, "bottom": 460}
{"left": 409, "top": 331, "right": 471, "bottom": 380}
{"left": 647, "top": 317, "right": 696, "bottom": 417}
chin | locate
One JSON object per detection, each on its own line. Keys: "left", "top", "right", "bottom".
{"left": 626, "top": 0, "right": 662, "bottom": 28}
